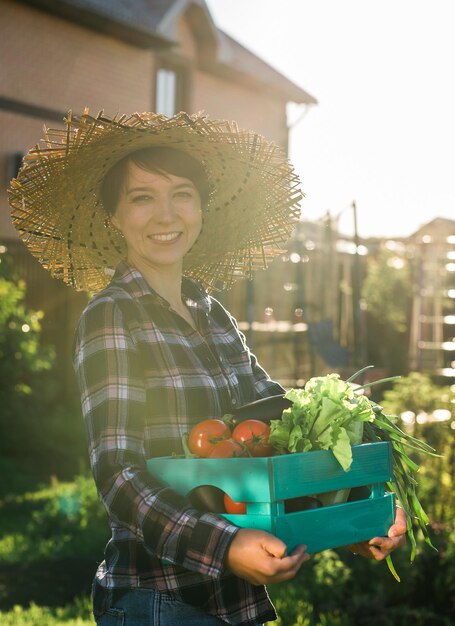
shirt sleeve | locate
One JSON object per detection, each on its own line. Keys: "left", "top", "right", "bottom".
{"left": 73, "top": 296, "right": 239, "bottom": 578}
{"left": 249, "top": 347, "right": 286, "bottom": 398}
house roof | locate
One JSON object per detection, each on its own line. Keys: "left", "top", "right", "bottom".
{"left": 18, "top": 0, "right": 317, "bottom": 104}
{"left": 212, "top": 30, "right": 317, "bottom": 104}
{"left": 407, "top": 217, "right": 455, "bottom": 241}
{"left": 18, "top": 0, "right": 176, "bottom": 47}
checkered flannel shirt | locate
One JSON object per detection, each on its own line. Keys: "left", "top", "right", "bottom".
{"left": 73, "top": 261, "right": 285, "bottom": 626}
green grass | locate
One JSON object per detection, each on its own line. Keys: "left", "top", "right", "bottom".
{"left": 0, "top": 473, "right": 109, "bottom": 566}
{"left": 0, "top": 472, "right": 106, "bottom": 612}
{"left": 0, "top": 597, "right": 94, "bottom": 626}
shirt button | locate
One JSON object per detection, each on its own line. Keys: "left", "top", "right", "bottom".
{"left": 231, "top": 398, "right": 237, "bottom": 406}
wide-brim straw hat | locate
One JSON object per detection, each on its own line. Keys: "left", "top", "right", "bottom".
{"left": 8, "top": 109, "right": 303, "bottom": 292}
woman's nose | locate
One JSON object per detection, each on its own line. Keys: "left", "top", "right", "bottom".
{"left": 153, "top": 196, "right": 175, "bottom": 222}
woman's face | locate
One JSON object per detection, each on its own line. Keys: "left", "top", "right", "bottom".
{"left": 111, "top": 160, "right": 203, "bottom": 274}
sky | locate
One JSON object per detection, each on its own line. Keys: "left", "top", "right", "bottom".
{"left": 205, "top": 0, "right": 455, "bottom": 239}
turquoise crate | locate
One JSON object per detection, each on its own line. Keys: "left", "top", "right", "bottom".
{"left": 147, "top": 442, "right": 395, "bottom": 553}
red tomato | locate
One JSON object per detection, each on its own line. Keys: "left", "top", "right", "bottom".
{"left": 188, "top": 419, "right": 231, "bottom": 457}
{"left": 232, "top": 419, "right": 273, "bottom": 457}
{"left": 224, "top": 493, "right": 247, "bottom": 514}
{"left": 207, "top": 438, "right": 244, "bottom": 458}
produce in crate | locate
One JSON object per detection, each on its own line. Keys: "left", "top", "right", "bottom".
{"left": 186, "top": 418, "right": 273, "bottom": 459}
{"left": 208, "top": 439, "right": 244, "bottom": 458}
{"left": 268, "top": 373, "right": 372, "bottom": 470}
{"left": 224, "top": 493, "right": 247, "bottom": 514}
{"left": 187, "top": 418, "right": 231, "bottom": 457}
{"left": 183, "top": 417, "right": 275, "bottom": 512}
{"left": 176, "top": 367, "right": 437, "bottom": 579}
{"left": 232, "top": 420, "right": 273, "bottom": 457}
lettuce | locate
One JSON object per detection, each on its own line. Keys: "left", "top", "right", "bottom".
{"left": 269, "top": 373, "right": 375, "bottom": 470}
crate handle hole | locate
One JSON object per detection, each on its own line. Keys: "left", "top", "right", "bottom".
{"left": 187, "top": 485, "right": 226, "bottom": 513}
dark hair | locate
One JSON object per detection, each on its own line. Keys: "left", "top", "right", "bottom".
{"left": 100, "top": 147, "right": 210, "bottom": 214}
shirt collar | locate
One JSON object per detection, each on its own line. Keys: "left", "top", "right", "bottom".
{"left": 111, "top": 260, "right": 212, "bottom": 314}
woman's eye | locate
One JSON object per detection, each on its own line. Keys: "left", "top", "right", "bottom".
{"left": 131, "top": 194, "right": 153, "bottom": 203}
{"left": 174, "top": 191, "right": 193, "bottom": 199}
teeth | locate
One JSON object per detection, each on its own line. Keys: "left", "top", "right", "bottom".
{"left": 149, "top": 232, "right": 180, "bottom": 242}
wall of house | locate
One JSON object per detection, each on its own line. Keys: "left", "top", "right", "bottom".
{"left": 193, "top": 70, "right": 289, "bottom": 148}
{"left": 175, "top": 13, "right": 199, "bottom": 61}
{"left": 0, "top": 1, "right": 154, "bottom": 113}
{"left": 170, "top": 11, "right": 290, "bottom": 146}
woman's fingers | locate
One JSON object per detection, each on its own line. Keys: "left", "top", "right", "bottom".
{"left": 349, "top": 532, "right": 406, "bottom": 560}
{"left": 367, "top": 506, "right": 407, "bottom": 557}
{"left": 226, "top": 529, "right": 310, "bottom": 585}
{"left": 348, "top": 505, "right": 408, "bottom": 560}
{"left": 388, "top": 506, "right": 407, "bottom": 538}
{"left": 271, "top": 544, "right": 310, "bottom": 582}
{"left": 260, "top": 533, "right": 288, "bottom": 559}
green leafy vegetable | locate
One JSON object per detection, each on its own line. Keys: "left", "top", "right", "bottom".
{"left": 269, "top": 373, "right": 375, "bottom": 470}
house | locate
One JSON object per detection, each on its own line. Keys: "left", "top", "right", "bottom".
{"left": 0, "top": 0, "right": 316, "bottom": 390}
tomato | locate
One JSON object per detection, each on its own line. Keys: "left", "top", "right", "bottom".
{"left": 232, "top": 419, "right": 273, "bottom": 457}
{"left": 207, "top": 438, "right": 244, "bottom": 458}
{"left": 224, "top": 492, "right": 247, "bottom": 514}
{"left": 188, "top": 419, "right": 231, "bottom": 457}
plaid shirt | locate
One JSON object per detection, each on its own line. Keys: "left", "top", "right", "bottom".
{"left": 73, "top": 261, "right": 285, "bottom": 626}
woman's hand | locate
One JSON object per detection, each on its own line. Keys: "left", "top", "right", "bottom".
{"left": 348, "top": 506, "right": 407, "bottom": 560}
{"left": 226, "top": 528, "right": 310, "bottom": 585}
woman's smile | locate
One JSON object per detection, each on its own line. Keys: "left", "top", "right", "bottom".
{"left": 147, "top": 231, "right": 182, "bottom": 243}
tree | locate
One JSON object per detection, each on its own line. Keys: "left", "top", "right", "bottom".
{"left": 361, "top": 247, "right": 412, "bottom": 373}
{"left": 0, "top": 254, "right": 54, "bottom": 441}
{"left": 0, "top": 250, "right": 86, "bottom": 479}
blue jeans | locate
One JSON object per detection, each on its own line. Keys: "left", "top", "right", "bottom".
{"left": 94, "top": 586, "right": 262, "bottom": 626}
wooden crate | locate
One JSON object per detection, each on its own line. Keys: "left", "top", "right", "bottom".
{"left": 147, "top": 442, "right": 395, "bottom": 553}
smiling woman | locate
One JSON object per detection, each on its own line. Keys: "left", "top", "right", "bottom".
{"left": 7, "top": 109, "right": 406, "bottom": 626}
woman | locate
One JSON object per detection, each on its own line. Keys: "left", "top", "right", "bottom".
{"left": 8, "top": 110, "right": 406, "bottom": 626}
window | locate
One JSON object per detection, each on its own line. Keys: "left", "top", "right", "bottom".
{"left": 155, "top": 63, "right": 188, "bottom": 116}
{"left": 156, "top": 68, "right": 178, "bottom": 117}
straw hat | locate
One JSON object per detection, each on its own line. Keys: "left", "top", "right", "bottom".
{"left": 8, "top": 109, "right": 303, "bottom": 292}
